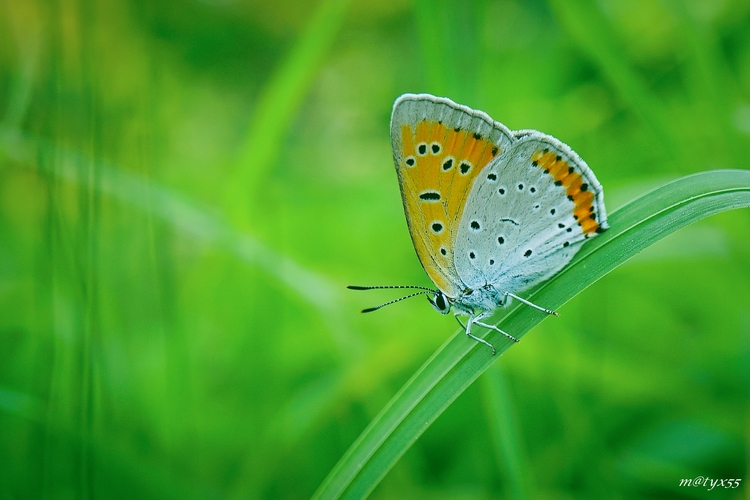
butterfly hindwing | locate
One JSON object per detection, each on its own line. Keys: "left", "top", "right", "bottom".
{"left": 454, "top": 131, "right": 608, "bottom": 292}
{"left": 390, "top": 94, "right": 515, "bottom": 296}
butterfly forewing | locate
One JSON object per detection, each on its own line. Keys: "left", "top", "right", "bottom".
{"left": 391, "top": 94, "right": 514, "bottom": 297}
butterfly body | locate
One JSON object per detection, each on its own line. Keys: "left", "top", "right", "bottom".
{"left": 352, "top": 94, "right": 608, "bottom": 353}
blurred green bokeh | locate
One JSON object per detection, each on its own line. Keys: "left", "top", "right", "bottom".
{"left": 1, "top": 1, "right": 749, "bottom": 499}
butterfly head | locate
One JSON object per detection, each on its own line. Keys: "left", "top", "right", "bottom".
{"left": 427, "top": 291, "right": 451, "bottom": 315}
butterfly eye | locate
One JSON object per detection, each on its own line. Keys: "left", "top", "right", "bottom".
{"left": 428, "top": 292, "right": 450, "bottom": 314}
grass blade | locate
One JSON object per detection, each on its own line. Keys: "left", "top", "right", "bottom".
{"left": 547, "top": 0, "right": 682, "bottom": 164}
{"left": 226, "top": 0, "right": 352, "bottom": 219}
{"left": 312, "top": 169, "right": 750, "bottom": 500}
{"left": 481, "top": 364, "right": 531, "bottom": 500}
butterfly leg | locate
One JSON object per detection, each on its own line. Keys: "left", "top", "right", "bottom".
{"left": 455, "top": 313, "right": 496, "bottom": 355}
{"left": 471, "top": 310, "right": 520, "bottom": 344}
{"left": 457, "top": 312, "right": 520, "bottom": 344}
{"left": 505, "top": 292, "right": 559, "bottom": 317}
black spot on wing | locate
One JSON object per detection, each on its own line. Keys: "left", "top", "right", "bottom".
{"left": 419, "top": 191, "right": 441, "bottom": 201}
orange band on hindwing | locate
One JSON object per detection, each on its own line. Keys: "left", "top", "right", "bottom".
{"left": 531, "top": 149, "right": 600, "bottom": 235}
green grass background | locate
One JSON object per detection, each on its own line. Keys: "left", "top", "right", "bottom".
{"left": 1, "top": 0, "right": 749, "bottom": 499}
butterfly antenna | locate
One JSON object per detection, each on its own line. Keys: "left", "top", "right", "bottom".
{"left": 347, "top": 285, "right": 436, "bottom": 292}
{"left": 354, "top": 290, "right": 433, "bottom": 313}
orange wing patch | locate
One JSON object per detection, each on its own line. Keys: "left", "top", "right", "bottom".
{"left": 398, "top": 119, "right": 501, "bottom": 294}
{"left": 531, "top": 150, "right": 600, "bottom": 235}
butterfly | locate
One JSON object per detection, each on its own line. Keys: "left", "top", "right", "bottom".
{"left": 350, "top": 94, "right": 608, "bottom": 354}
